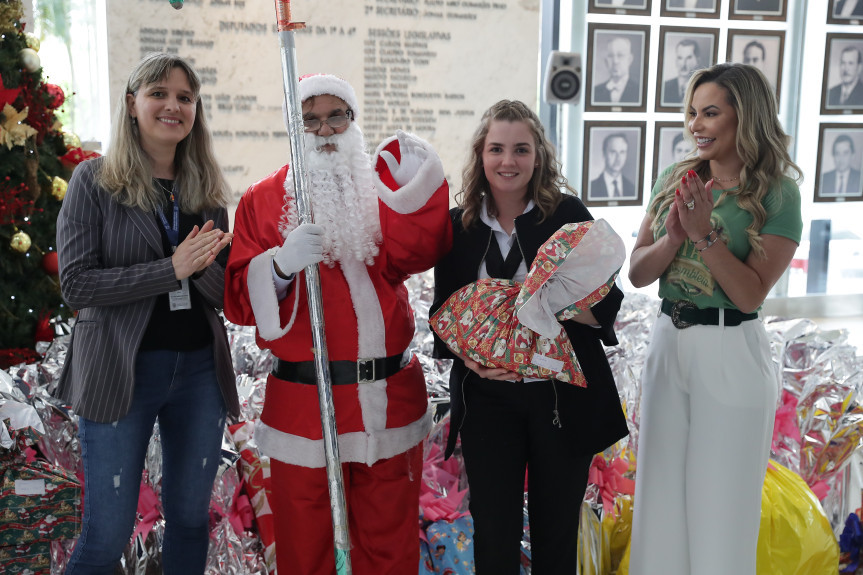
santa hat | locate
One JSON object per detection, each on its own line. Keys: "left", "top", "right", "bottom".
{"left": 298, "top": 73, "right": 359, "bottom": 118}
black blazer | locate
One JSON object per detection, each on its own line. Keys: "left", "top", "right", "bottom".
{"left": 590, "top": 174, "right": 637, "bottom": 199}
{"left": 821, "top": 168, "right": 862, "bottom": 197}
{"left": 827, "top": 81, "right": 863, "bottom": 107}
{"left": 430, "top": 195, "right": 629, "bottom": 458}
{"left": 593, "top": 78, "right": 640, "bottom": 105}
{"left": 835, "top": 0, "right": 863, "bottom": 16}
{"left": 663, "top": 77, "right": 685, "bottom": 105}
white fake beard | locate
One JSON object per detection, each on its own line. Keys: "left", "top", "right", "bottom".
{"left": 279, "top": 122, "right": 382, "bottom": 267}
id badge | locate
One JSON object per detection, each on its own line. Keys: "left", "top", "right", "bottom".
{"left": 169, "top": 278, "right": 192, "bottom": 310}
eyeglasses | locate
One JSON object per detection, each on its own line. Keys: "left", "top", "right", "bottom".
{"left": 303, "top": 111, "right": 353, "bottom": 133}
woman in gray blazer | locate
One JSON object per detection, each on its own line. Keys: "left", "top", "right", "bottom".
{"left": 56, "top": 53, "right": 238, "bottom": 574}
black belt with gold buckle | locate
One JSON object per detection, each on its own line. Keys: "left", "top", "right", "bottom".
{"left": 660, "top": 299, "right": 758, "bottom": 329}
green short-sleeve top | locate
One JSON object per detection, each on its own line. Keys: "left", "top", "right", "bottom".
{"left": 651, "top": 165, "right": 803, "bottom": 310}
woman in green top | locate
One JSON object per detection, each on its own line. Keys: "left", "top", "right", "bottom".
{"left": 628, "top": 62, "right": 803, "bottom": 575}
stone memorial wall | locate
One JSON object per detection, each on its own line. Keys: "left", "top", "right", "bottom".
{"left": 108, "top": 0, "right": 540, "bottom": 203}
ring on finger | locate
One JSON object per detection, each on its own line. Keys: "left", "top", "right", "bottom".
{"left": 685, "top": 199, "right": 696, "bottom": 210}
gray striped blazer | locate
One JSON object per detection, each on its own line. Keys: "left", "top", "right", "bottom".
{"left": 54, "top": 157, "right": 239, "bottom": 423}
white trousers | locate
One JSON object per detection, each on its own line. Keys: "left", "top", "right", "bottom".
{"left": 629, "top": 311, "right": 778, "bottom": 575}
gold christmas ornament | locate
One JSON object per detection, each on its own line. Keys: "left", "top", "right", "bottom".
{"left": 0, "top": 3, "right": 23, "bottom": 34}
{"left": 19, "top": 48, "right": 41, "bottom": 73}
{"left": 24, "top": 33, "right": 40, "bottom": 52}
{"left": 62, "top": 131, "right": 81, "bottom": 149}
{"left": 10, "top": 231, "right": 31, "bottom": 253}
{"left": 51, "top": 176, "right": 68, "bottom": 200}
{"left": 0, "top": 103, "right": 38, "bottom": 149}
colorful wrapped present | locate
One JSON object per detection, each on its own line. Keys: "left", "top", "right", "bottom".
{"left": 616, "top": 460, "right": 839, "bottom": 575}
{"left": 229, "top": 421, "right": 276, "bottom": 574}
{"left": 578, "top": 499, "right": 607, "bottom": 575}
{"left": 430, "top": 219, "right": 624, "bottom": 384}
{"left": 756, "top": 460, "right": 838, "bottom": 574}
{"left": 419, "top": 540, "right": 436, "bottom": 574}
{"left": 839, "top": 513, "right": 863, "bottom": 573}
{"left": 0, "top": 458, "right": 81, "bottom": 546}
{"left": 425, "top": 516, "right": 475, "bottom": 575}
{"left": 0, "top": 540, "right": 51, "bottom": 574}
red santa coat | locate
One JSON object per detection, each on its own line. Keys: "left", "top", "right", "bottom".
{"left": 225, "top": 134, "right": 452, "bottom": 468}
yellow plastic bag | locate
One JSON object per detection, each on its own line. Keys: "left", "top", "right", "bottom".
{"left": 578, "top": 500, "right": 609, "bottom": 575}
{"left": 602, "top": 496, "right": 633, "bottom": 575}
{"left": 614, "top": 461, "right": 838, "bottom": 574}
{"left": 756, "top": 460, "right": 839, "bottom": 575}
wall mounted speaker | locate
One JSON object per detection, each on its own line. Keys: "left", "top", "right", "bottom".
{"left": 544, "top": 51, "right": 582, "bottom": 105}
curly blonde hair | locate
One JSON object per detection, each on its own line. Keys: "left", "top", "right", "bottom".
{"left": 99, "top": 52, "right": 230, "bottom": 213}
{"left": 456, "top": 100, "right": 574, "bottom": 228}
{"left": 649, "top": 62, "right": 801, "bottom": 258}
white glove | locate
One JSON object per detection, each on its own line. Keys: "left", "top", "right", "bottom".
{"left": 380, "top": 130, "right": 428, "bottom": 187}
{"left": 273, "top": 223, "right": 325, "bottom": 277}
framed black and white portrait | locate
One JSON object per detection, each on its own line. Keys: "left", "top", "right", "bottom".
{"left": 653, "top": 122, "right": 693, "bottom": 183}
{"left": 827, "top": 0, "right": 863, "bottom": 24}
{"left": 655, "top": 27, "right": 719, "bottom": 113}
{"left": 729, "top": 0, "right": 787, "bottom": 21}
{"left": 582, "top": 121, "right": 646, "bottom": 207}
{"left": 586, "top": 24, "right": 650, "bottom": 112}
{"left": 660, "top": 0, "right": 719, "bottom": 19}
{"left": 821, "top": 34, "right": 863, "bottom": 115}
{"left": 815, "top": 124, "right": 863, "bottom": 203}
{"left": 727, "top": 30, "right": 785, "bottom": 103}
{"left": 589, "top": 0, "right": 651, "bottom": 16}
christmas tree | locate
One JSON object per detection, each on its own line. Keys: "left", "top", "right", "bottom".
{"left": 0, "top": 0, "right": 95, "bottom": 368}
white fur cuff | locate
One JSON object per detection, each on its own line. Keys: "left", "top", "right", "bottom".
{"left": 248, "top": 250, "right": 300, "bottom": 341}
{"left": 373, "top": 133, "right": 446, "bottom": 215}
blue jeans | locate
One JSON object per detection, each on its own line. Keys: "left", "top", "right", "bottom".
{"left": 66, "top": 346, "right": 227, "bottom": 575}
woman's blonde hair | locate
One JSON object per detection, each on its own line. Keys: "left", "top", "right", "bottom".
{"left": 649, "top": 62, "right": 801, "bottom": 258}
{"left": 456, "top": 100, "right": 574, "bottom": 228}
{"left": 99, "top": 52, "right": 230, "bottom": 213}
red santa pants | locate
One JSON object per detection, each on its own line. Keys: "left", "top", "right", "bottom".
{"left": 270, "top": 442, "right": 423, "bottom": 575}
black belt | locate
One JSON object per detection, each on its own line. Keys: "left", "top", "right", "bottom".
{"left": 661, "top": 299, "right": 758, "bottom": 329}
{"left": 271, "top": 353, "right": 405, "bottom": 385}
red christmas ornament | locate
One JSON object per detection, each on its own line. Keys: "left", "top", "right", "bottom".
{"left": 34, "top": 312, "right": 54, "bottom": 344}
{"left": 42, "top": 251, "right": 59, "bottom": 275}
{"left": 44, "top": 83, "right": 65, "bottom": 109}
{"left": 60, "top": 147, "right": 100, "bottom": 168}
{"left": 0, "top": 75, "right": 22, "bottom": 108}
{"left": 0, "top": 348, "right": 40, "bottom": 369}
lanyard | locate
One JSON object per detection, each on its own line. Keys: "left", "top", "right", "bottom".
{"left": 156, "top": 183, "right": 180, "bottom": 247}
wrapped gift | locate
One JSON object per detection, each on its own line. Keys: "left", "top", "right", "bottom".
{"left": 229, "top": 421, "right": 276, "bottom": 574}
{"left": 430, "top": 219, "right": 624, "bottom": 384}
{"left": 839, "top": 513, "right": 862, "bottom": 573}
{"left": 756, "top": 460, "right": 839, "bottom": 575}
{"left": 616, "top": 461, "right": 840, "bottom": 575}
{"left": 419, "top": 540, "right": 436, "bottom": 574}
{"left": 0, "top": 459, "right": 81, "bottom": 546}
{"left": 425, "top": 516, "right": 475, "bottom": 575}
{"left": 0, "top": 540, "right": 51, "bottom": 574}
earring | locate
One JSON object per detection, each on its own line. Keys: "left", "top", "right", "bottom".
{"left": 131, "top": 117, "right": 138, "bottom": 125}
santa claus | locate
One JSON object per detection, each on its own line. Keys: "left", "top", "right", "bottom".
{"left": 224, "top": 74, "right": 451, "bottom": 575}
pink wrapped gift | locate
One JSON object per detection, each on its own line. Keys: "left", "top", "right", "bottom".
{"left": 431, "top": 219, "right": 625, "bottom": 384}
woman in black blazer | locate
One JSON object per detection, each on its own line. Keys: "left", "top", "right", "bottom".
{"left": 56, "top": 53, "right": 236, "bottom": 574}
{"left": 430, "top": 100, "right": 628, "bottom": 574}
